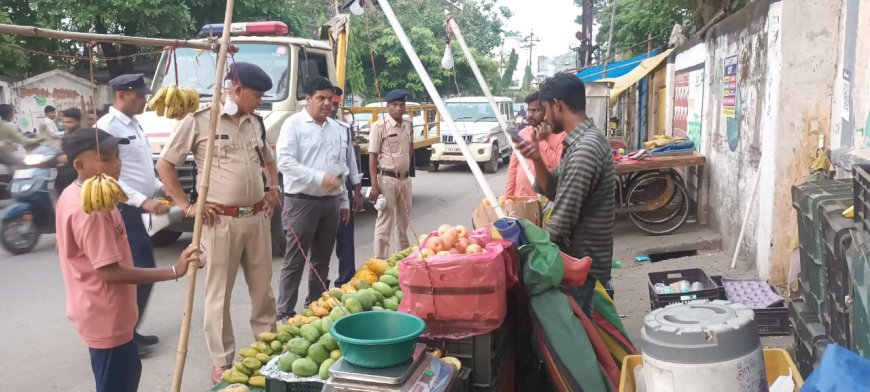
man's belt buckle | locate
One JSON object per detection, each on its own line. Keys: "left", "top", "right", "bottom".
{"left": 238, "top": 206, "right": 254, "bottom": 217}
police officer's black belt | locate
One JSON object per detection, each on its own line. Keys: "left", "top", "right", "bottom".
{"left": 379, "top": 169, "right": 409, "bottom": 179}
{"left": 284, "top": 193, "right": 339, "bottom": 201}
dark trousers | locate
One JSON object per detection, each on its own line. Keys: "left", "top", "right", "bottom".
{"left": 89, "top": 339, "right": 141, "bottom": 392}
{"left": 118, "top": 204, "right": 155, "bottom": 328}
{"left": 334, "top": 185, "right": 355, "bottom": 287}
{"left": 278, "top": 195, "right": 340, "bottom": 317}
{"left": 565, "top": 277, "right": 598, "bottom": 318}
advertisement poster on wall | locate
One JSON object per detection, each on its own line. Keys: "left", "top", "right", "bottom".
{"left": 723, "top": 56, "right": 738, "bottom": 118}
{"left": 674, "top": 69, "right": 705, "bottom": 151}
{"left": 674, "top": 73, "right": 689, "bottom": 139}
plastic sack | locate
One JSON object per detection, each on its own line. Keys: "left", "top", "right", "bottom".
{"left": 801, "top": 344, "right": 870, "bottom": 391}
{"left": 398, "top": 240, "right": 507, "bottom": 339}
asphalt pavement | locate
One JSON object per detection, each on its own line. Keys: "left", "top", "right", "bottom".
{"left": 0, "top": 162, "right": 507, "bottom": 391}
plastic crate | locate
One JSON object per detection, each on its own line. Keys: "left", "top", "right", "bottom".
{"left": 797, "top": 192, "right": 852, "bottom": 314}
{"left": 709, "top": 275, "right": 789, "bottom": 336}
{"left": 788, "top": 299, "right": 831, "bottom": 378}
{"left": 791, "top": 179, "right": 851, "bottom": 211}
{"left": 853, "top": 165, "right": 870, "bottom": 232}
{"left": 617, "top": 349, "right": 804, "bottom": 392}
{"left": 265, "top": 379, "right": 323, "bottom": 392}
{"left": 850, "top": 231, "right": 870, "bottom": 359}
{"left": 647, "top": 268, "right": 719, "bottom": 309}
{"left": 418, "top": 316, "right": 515, "bottom": 388}
{"left": 819, "top": 203, "right": 857, "bottom": 342}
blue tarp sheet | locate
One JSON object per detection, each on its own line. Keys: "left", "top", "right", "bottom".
{"left": 577, "top": 49, "right": 660, "bottom": 82}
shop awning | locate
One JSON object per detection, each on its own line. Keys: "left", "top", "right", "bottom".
{"left": 577, "top": 49, "right": 660, "bottom": 82}
{"left": 600, "top": 48, "right": 674, "bottom": 104}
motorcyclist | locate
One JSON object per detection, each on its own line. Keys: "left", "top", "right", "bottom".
{"left": 0, "top": 104, "right": 42, "bottom": 166}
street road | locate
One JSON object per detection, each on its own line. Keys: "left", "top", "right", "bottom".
{"left": 0, "top": 162, "right": 507, "bottom": 391}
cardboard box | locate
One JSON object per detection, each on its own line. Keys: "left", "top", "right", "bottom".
{"left": 472, "top": 196, "right": 542, "bottom": 228}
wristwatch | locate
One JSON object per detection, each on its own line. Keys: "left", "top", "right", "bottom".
{"left": 267, "top": 185, "right": 282, "bottom": 194}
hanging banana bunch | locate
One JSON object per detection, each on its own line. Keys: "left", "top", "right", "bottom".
{"left": 147, "top": 85, "right": 201, "bottom": 120}
{"left": 81, "top": 173, "right": 129, "bottom": 213}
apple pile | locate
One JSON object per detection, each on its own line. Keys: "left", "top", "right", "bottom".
{"left": 418, "top": 224, "right": 486, "bottom": 259}
{"left": 482, "top": 196, "right": 523, "bottom": 207}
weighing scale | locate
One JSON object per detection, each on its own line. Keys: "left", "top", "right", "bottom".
{"left": 322, "top": 344, "right": 457, "bottom": 392}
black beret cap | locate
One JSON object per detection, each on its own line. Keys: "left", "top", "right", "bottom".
{"left": 385, "top": 89, "right": 408, "bottom": 103}
{"left": 109, "top": 74, "right": 153, "bottom": 94}
{"left": 226, "top": 62, "right": 273, "bottom": 92}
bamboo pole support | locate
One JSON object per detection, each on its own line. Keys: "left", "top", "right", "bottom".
{"left": 445, "top": 11, "right": 536, "bottom": 188}
{"left": 170, "top": 0, "right": 235, "bottom": 390}
{"left": 0, "top": 23, "right": 215, "bottom": 50}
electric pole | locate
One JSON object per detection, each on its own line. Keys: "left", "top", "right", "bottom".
{"left": 521, "top": 30, "right": 540, "bottom": 68}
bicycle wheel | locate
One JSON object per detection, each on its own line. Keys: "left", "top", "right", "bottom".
{"left": 627, "top": 172, "right": 690, "bottom": 235}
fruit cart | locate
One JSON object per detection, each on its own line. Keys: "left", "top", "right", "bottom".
{"left": 615, "top": 153, "right": 707, "bottom": 235}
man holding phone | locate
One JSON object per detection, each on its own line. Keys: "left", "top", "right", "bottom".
{"left": 505, "top": 91, "right": 567, "bottom": 197}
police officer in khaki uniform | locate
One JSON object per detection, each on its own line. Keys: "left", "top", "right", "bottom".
{"left": 155, "top": 62, "right": 280, "bottom": 384}
{"left": 368, "top": 89, "right": 414, "bottom": 259}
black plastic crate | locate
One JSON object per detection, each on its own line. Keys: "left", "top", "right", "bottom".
{"left": 451, "top": 367, "right": 471, "bottom": 392}
{"left": 788, "top": 299, "right": 831, "bottom": 378}
{"left": 710, "top": 276, "right": 789, "bottom": 336}
{"left": 850, "top": 230, "right": 870, "bottom": 358}
{"left": 265, "top": 379, "right": 323, "bottom": 392}
{"left": 853, "top": 165, "right": 870, "bottom": 232}
{"left": 797, "top": 247, "right": 824, "bottom": 316}
{"left": 647, "top": 268, "right": 719, "bottom": 309}
{"left": 418, "top": 316, "right": 515, "bottom": 387}
{"left": 818, "top": 202, "right": 857, "bottom": 332}
{"left": 791, "top": 179, "right": 851, "bottom": 211}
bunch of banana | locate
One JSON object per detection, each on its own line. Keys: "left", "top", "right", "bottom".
{"left": 81, "top": 173, "right": 129, "bottom": 213}
{"left": 147, "top": 85, "right": 200, "bottom": 120}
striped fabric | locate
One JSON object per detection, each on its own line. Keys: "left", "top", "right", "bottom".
{"left": 541, "top": 119, "right": 616, "bottom": 282}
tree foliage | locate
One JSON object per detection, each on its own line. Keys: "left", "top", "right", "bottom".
{"left": 500, "top": 49, "right": 519, "bottom": 90}
{"left": 521, "top": 65, "right": 532, "bottom": 91}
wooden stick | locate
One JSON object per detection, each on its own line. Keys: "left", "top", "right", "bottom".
{"left": 170, "top": 0, "right": 235, "bottom": 390}
{"left": 0, "top": 23, "right": 215, "bottom": 50}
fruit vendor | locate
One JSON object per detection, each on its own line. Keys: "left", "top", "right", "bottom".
{"left": 505, "top": 90, "right": 567, "bottom": 197}
{"left": 98, "top": 73, "right": 170, "bottom": 357}
{"left": 275, "top": 77, "right": 350, "bottom": 323}
{"left": 56, "top": 128, "right": 203, "bottom": 392}
{"left": 157, "top": 62, "right": 281, "bottom": 384}
{"left": 368, "top": 88, "right": 414, "bottom": 259}
{"left": 518, "top": 73, "right": 616, "bottom": 316}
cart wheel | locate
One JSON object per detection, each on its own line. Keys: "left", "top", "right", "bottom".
{"left": 428, "top": 162, "right": 440, "bottom": 172}
{"left": 626, "top": 172, "right": 689, "bottom": 235}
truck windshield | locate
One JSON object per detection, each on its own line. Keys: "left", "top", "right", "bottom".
{"left": 445, "top": 103, "right": 496, "bottom": 122}
{"left": 154, "top": 43, "right": 291, "bottom": 102}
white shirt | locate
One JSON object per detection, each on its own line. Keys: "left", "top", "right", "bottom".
{"left": 97, "top": 107, "right": 162, "bottom": 208}
{"left": 277, "top": 109, "right": 349, "bottom": 209}
{"left": 37, "top": 117, "right": 62, "bottom": 148}
{"left": 337, "top": 119, "right": 361, "bottom": 187}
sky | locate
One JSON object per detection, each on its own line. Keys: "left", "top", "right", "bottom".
{"left": 497, "top": 0, "right": 583, "bottom": 58}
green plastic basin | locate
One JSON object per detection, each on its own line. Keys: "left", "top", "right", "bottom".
{"left": 330, "top": 311, "right": 426, "bottom": 368}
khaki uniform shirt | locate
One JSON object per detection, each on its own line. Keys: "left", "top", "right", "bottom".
{"left": 369, "top": 115, "right": 412, "bottom": 174}
{"left": 160, "top": 107, "right": 274, "bottom": 207}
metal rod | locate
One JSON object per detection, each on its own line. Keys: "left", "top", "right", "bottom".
{"left": 603, "top": 0, "right": 618, "bottom": 74}
{"left": 446, "top": 11, "right": 536, "bottom": 188}
{"left": 378, "top": 0, "right": 504, "bottom": 216}
{"left": 731, "top": 170, "right": 760, "bottom": 269}
{"left": 0, "top": 23, "right": 215, "bottom": 50}
{"left": 170, "top": 0, "right": 235, "bottom": 389}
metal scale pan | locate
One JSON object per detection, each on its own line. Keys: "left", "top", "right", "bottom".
{"left": 322, "top": 344, "right": 457, "bottom": 392}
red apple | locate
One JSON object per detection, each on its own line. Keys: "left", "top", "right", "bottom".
{"left": 427, "top": 237, "right": 445, "bottom": 252}
{"left": 449, "top": 248, "right": 460, "bottom": 254}
{"left": 456, "top": 237, "right": 470, "bottom": 251}
{"left": 437, "top": 224, "right": 454, "bottom": 236}
{"left": 455, "top": 225, "right": 468, "bottom": 237}
{"left": 465, "top": 244, "right": 484, "bottom": 254}
{"left": 436, "top": 251, "right": 451, "bottom": 256}
{"left": 420, "top": 248, "right": 435, "bottom": 259}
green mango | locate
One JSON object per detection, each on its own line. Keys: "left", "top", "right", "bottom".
{"left": 271, "top": 340, "right": 283, "bottom": 353}
{"left": 308, "top": 342, "right": 330, "bottom": 365}
{"left": 291, "top": 357, "right": 318, "bottom": 377}
{"left": 372, "top": 305, "right": 385, "bottom": 311}
{"left": 288, "top": 337, "right": 311, "bottom": 356}
{"left": 319, "top": 332, "right": 339, "bottom": 351}
{"left": 384, "top": 297, "right": 400, "bottom": 311}
{"left": 373, "top": 282, "right": 394, "bottom": 297}
{"left": 239, "top": 347, "right": 259, "bottom": 358}
{"left": 222, "top": 369, "right": 249, "bottom": 384}
{"left": 385, "top": 269, "right": 399, "bottom": 278}
{"left": 330, "top": 349, "right": 342, "bottom": 360}
{"left": 300, "top": 324, "right": 321, "bottom": 343}
{"left": 276, "top": 331, "right": 291, "bottom": 343}
{"left": 320, "top": 316, "right": 334, "bottom": 335}
{"left": 345, "top": 297, "right": 363, "bottom": 313}
{"left": 256, "top": 341, "right": 273, "bottom": 355}
{"left": 319, "top": 358, "right": 337, "bottom": 380}
{"left": 278, "top": 352, "right": 300, "bottom": 372}
{"left": 234, "top": 361, "right": 252, "bottom": 376}
{"left": 394, "top": 290, "right": 403, "bottom": 301}
{"left": 329, "top": 288, "right": 344, "bottom": 300}
{"left": 241, "top": 357, "right": 262, "bottom": 370}
{"left": 255, "top": 353, "right": 271, "bottom": 363}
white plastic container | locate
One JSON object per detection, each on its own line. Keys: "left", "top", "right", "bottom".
{"left": 640, "top": 300, "right": 768, "bottom": 392}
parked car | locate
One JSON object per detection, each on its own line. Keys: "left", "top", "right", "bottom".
{"left": 429, "top": 97, "right": 515, "bottom": 173}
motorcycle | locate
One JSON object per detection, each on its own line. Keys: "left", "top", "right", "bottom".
{"left": 0, "top": 145, "right": 60, "bottom": 255}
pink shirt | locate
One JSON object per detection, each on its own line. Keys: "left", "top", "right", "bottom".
{"left": 505, "top": 126, "right": 567, "bottom": 197}
{"left": 55, "top": 183, "right": 137, "bottom": 349}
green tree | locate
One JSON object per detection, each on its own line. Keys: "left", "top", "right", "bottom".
{"left": 500, "top": 49, "right": 519, "bottom": 91}
{"left": 521, "top": 65, "right": 532, "bottom": 91}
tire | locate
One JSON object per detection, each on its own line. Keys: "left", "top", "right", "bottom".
{"left": 483, "top": 144, "right": 499, "bottom": 174}
{"left": 428, "top": 162, "right": 440, "bottom": 172}
{"left": 502, "top": 154, "right": 511, "bottom": 165}
{"left": 0, "top": 218, "right": 40, "bottom": 255}
{"left": 150, "top": 229, "right": 182, "bottom": 247}
{"left": 271, "top": 210, "right": 286, "bottom": 257}
{"left": 626, "top": 173, "right": 690, "bottom": 235}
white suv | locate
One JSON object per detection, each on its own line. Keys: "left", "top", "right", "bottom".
{"left": 429, "top": 97, "right": 515, "bottom": 173}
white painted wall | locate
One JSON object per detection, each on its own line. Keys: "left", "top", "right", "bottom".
{"left": 10, "top": 70, "right": 111, "bottom": 133}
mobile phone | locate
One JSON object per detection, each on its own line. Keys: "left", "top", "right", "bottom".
{"left": 508, "top": 127, "right": 523, "bottom": 143}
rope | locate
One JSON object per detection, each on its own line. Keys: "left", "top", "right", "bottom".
{"left": 0, "top": 42, "right": 164, "bottom": 61}
{"left": 87, "top": 44, "right": 101, "bottom": 161}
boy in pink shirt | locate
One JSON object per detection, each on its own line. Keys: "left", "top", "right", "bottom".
{"left": 506, "top": 91, "right": 567, "bottom": 197}
{"left": 56, "top": 128, "right": 203, "bottom": 392}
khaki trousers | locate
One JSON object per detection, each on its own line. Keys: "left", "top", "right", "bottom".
{"left": 203, "top": 212, "right": 277, "bottom": 366}
{"left": 374, "top": 176, "right": 412, "bottom": 258}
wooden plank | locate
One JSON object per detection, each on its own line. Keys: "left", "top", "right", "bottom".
{"left": 615, "top": 153, "right": 706, "bottom": 174}
{"left": 0, "top": 23, "right": 215, "bottom": 50}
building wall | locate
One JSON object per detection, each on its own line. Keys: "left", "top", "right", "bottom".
{"left": 11, "top": 71, "right": 111, "bottom": 133}
{"left": 673, "top": 42, "right": 706, "bottom": 151}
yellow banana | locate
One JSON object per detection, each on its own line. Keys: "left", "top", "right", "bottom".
{"left": 155, "top": 99, "right": 165, "bottom": 117}
{"left": 843, "top": 206, "right": 855, "bottom": 218}
{"left": 91, "top": 175, "right": 104, "bottom": 212}
{"left": 147, "top": 86, "right": 167, "bottom": 111}
{"left": 175, "top": 93, "right": 186, "bottom": 119}
{"left": 186, "top": 88, "right": 200, "bottom": 113}
{"left": 164, "top": 85, "right": 177, "bottom": 118}
{"left": 100, "top": 176, "right": 116, "bottom": 210}
{"left": 81, "top": 177, "right": 94, "bottom": 213}
{"left": 108, "top": 178, "right": 128, "bottom": 204}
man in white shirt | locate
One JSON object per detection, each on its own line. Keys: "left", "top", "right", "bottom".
{"left": 97, "top": 73, "right": 170, "bottom": 355}
{"left": 276, "top": 77, "right": 350, "bottom": 321}
{"left": 37, "top": 105, "right": 63, "bottom": 148}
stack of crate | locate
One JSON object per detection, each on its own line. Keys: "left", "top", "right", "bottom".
{"left": 790, "top": 179, "right": 853, "bottom": 376}
{"left": 849, "top": 166, "right": 870, "bottom": 360}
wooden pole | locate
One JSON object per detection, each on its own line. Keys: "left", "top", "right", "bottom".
{"left": 0, "top": 23, "right": 215, "bottom": 50}
{"left": 603, "top": 0, "right": 618, "bottom": 75}
{"left": 170, "top": 0, "right": 235, "bottom": 390}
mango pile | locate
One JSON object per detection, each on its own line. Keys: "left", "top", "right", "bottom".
{"left": 221, "top": 246, "right": 414, "bottom": 387}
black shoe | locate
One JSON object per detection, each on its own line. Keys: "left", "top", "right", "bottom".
{"left": 135, "top": 332, "right": 159, "bottom": 346}
{"left": 138, "top": 344, "right": 154, "bottom": 359}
